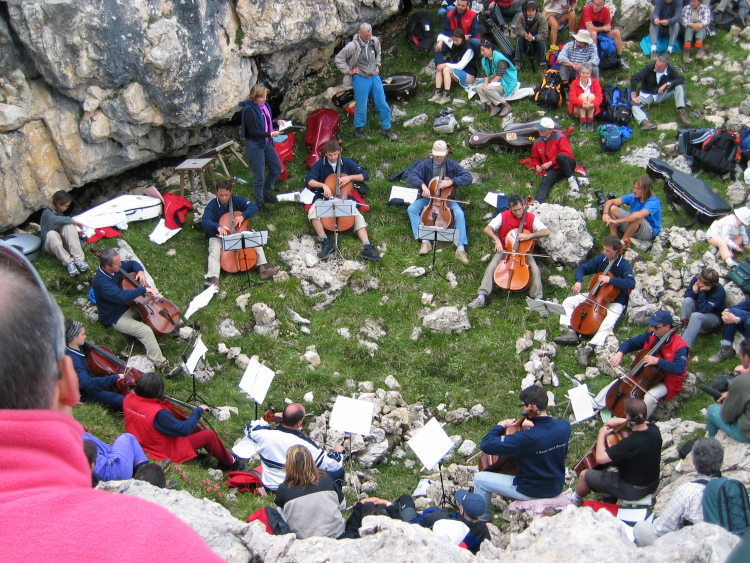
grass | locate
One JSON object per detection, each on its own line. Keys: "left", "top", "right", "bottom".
{"left": 38, "top": 12, "right": 749, "bottom": 520}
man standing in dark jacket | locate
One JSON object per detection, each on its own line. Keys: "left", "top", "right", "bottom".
{"left": 473, "top": 385, "right": 571, "bottom": 521}
{"left": 630, "top": 55, "right": 690, "bottom": 130}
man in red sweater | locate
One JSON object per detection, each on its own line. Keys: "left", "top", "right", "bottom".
{"left": 578, "top": 0, "right": 623, "bottom": 54}
{"left": 529, "top": 117, "right": 578, "bottom": 202}
{"left": 0, "top": 245, "right": 223, "bottom": 561}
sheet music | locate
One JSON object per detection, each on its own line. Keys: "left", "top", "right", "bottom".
{"left": 238, "top": 358, "right": 275, "bottom": 404}
{"left": 568, "top": 384, "right": 596, "bottom": 422}
{"left": 184, "top": 285, "right": 218, "bottom": 319}
{"left": 389, "top": 185, "right": 419, "bottom": 204}
{"left": 185, "top": 336, "right": 208, "bottom": 374}
{"left": 407, "top": 417, "right": 455, "bottom": 471}
{"left": 483, "top": 191, "right": 505, "bottom": 206}
{"left": 617, "top": 508, "right": 649, "bottom": 522}
{"left": 232, "top": 436, "right": 258, "bottom": 458}
{"left": 299, "top": 188, "right": 316, "bottom": 204}
{"left": 329, "top": 396, "right": 375, "bottom": 436}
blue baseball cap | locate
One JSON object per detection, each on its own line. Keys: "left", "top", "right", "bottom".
{"left": 647, "top": 310, "right": 673, "bottom": 326}
{"left": 455, "top": 489, "right": 485, "bottom": 519}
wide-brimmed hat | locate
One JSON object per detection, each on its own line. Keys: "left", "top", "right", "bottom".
{"left": 432, "top": 140, "right": 448, "bottom": 156}
{"left": 735, "top": 207, "right": 750, "bottom": 226}
{"left": 571, "top": 30, "right": 594, "bottom": 44}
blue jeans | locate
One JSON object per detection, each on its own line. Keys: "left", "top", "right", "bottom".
{"left": 473, "top": 471, "right": 532, "bottom": 521}
{"left": 245, "top": 140, "right": 282, "bottom": 206}
{"left": 352, "top": 74, "right": 392, "bottom": 130}
{"left": 706, "top": 403, "right": 750, "bottom": 443}
{"left": 86, "top": 388, "right": 124, "bottom": 410}
{"left": 408, "top": 198, "right": 468, "bottom": 246}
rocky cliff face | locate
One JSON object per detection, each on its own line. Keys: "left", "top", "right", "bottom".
{"left": 0, "top": 0, "right": 400, "bottom": 231}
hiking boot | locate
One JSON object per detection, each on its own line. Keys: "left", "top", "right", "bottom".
{"left": 66, "top": 262, "right": 80, "bottom": 277}
{"left": 554, "top": 329, "right": 580, "bottom": 346}
{"left": 488, "top": 103, "right": 501, "bottom": 117}
{"left": 219, "top": 455, "right": 246, "bottom": 472}
{"left": 682, "top": 49, "right": 691, "bottom": 63}
{"left": 576, "top": 345, "right": 593, "bottom": 367}
{"left": 455, "top": 249, "right": 469, "bottom": 264}
{"left": 640, "top": 120, "right": 657, "bottom": 131}
{"left": 258, "top": 264, "right": 280, "bottom": 281}
{"left": 203, "top": 276, "right": 220, "bottom": 290}
{"left": 196, "top": 453, "right": 213, "bottom": 468}
{"left": 436, "top": 92, "right": 451, "bottom": 105}
{"left": 75, "top": 261, "right": 90, "bottom": 273}
{"left": 709, "top": 345, "right": 736, "bottom": 364}
{"left": 354, "top": 128, "right": 369, "bottom": 139}
{"left": 361, "top": 243, "right": 383, "bottom": 262}
{"left": 318, "top": 237, "right": 335, "bottom": 259}
{"left": 650, "top": 50, "right": 657, "bottom": 60}
{"left": 498, "top": 102, "right": 512, "bottom": 117}
{"left": 383, "top": 129, "right": 398, "bottom": 142}
{"left": 264, "top": 194, "right": 278, "bottom": 203}
{"left": 677, "top": 108, "right": 691, "bottom": 127}
{"left": 568, "top": 175, "right": 580, "bottom": 191}
{"left": 468, "top": 295, "right": 487, "bottom": 309}
{"left": 427, "top": 89, "right": 442, "bottom": 103}
{"left": 158, "top": 459, "right": 172, "bottom": 472}
{"left": 162, "top": 362, "right": 183, "bottom": 379}
{"left": 579, "top": 121, "right": 587, "bottom": 132}
{"left": 419, "top": 241, "right": 432, "bottom": 255}
{"left": 257, "top": 203, "right": 270, "bottom": 215}
{"left": 539, "top": 63, "right": 548, "bottom": 76}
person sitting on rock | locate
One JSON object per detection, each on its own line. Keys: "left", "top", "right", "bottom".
{"left": 556, "top": 30, "right": 600, "bottom": 87}
{"left": 681, "top": 0, "right": 711, "bottom": 63}
{"left": 629, "top": 55, "right": 690, "bottom": 131}
{"left": 648, "top": 0, "right": 685, "bottom": 58}
{"left": 473, "top": 385, "right": 571, "bottom": 520}
{"left": 707, "top": 339, "right": 750, "bottom": 443}
{"left": 567, "top": 62, "right": 603, "bottom": 132}
{"left": 528, "top": 117, "right": 578, "bottom": 203}
{"left": 39, "top": 190, "right": 90, "bottom": 277}
{"left": 569, "top": 398, "right": 662, "bottom": 506}
{"left": 474, "top": 40, "right": 517, "bottom": 118}
{"left": 428, "top": 29, "right": 479, "bottom": 105}
{"left": 602, "top": 177, "right": 662, "bottom": 242}
{"left": 709, "top": 302, "right": 750, "bottom": 364}
{"left": 681, "top": 268, "right": 725, "bottom": 348}
{"left": 578, "top": 0, "right": 623, "bottom": 55}
{"left": 513, "top": 0, "right": 549, "bottom": 72}
{"left": 633, "top": 437, "right": 724, "bottom": 546}
{"left": 705, "top": 206, "right": 750, "bottom": 268}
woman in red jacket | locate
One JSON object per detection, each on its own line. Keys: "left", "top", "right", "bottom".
{"left": 123, "top": 371, "right": 243, "bottom": 470}
{"left": 568, "top": 63, "right": 603, "bottom": 132}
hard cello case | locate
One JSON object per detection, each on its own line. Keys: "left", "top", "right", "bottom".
{"left": 331, "top": 73, "right": 418, "bottom": 108}
{"left": 468, "top": 119, "right": 561, "bottom": 150}
{"left": 305, "top": 108, "right": 341, "bottom": 168}
{"left": 646, "top": 158, "right": 731, "bottom": 225}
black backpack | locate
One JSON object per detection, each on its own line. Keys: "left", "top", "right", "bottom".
{"left": 693, "top": 129, "right": 742, "bottom": 175}
{"left": 534, "top": 69, "right": 563, "bottom": 108}
{"left": 602, "top": 85, "right": 632, "bottom": 126}
{"left": 696, "top": 477, "right": 750, "bottom": 536}
{"left": 406, "top": 10, "right": 435, "bottom": 52}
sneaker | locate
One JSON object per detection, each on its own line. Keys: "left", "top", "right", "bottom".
{"left": 489, "top": 103, "right": 501, "bottom": 117}
{"left": 203, "top": 276, "right": 220, "bottom": 290}
{"left": 219, "top": 455, "right": 246, "bottom": 472}
{"left": 383, "top": 129, "right": 398, "bottom": 142}
{"left": 258, "top": 264, "right": 280, "bottom": 281}
{"left": 354, "top": 128, "right": 368, "bottom": 139}
{"left": 418, "top": 241, "right": 432, "bottom": 255}
{"left": 709, "top": 345, "right": 736, "bottom": 364}
{"left": 514, "top": 62, "right": 522, "bottom": 71}
{"left": 264, "top": 194, "right": 278, "bottom": 203}
{"left": 676, "top": 109, "right": 691, "bottom": 127}
{"left": 361, "top": 243, "right": 383, "bottom": 262}
{"left": 683, "top": 49, "right": 691, "bottom": 63}
{"left": 75, "top": 261, "right": 90, "bottom": 272}
{"left": 498, "top": 102, "right": 512, "bottom": 117}
{"left": 427, "top": 89, "right": 442, "bottom": 103}
{"left": 568, "top": 175, "right": 579, "bottom": 191}
{"left": 318, "top": 238, "right": 335, "bottom": 259}
{"left": 576, "top": 345, "right": 593, "bottom": 367}
{"left": 640, "top": 120, "right": 657, "bottom": 131}
{"left": 554, "top": 329, "right": 580, "bottom": 346}
{"left": 468, "top": 295, "right": 487, "bottom": 309}
{"left": 436, "top": 92, "right": 451, "bottom": 105}
{"left": 158, "top": 459, "right": 172, "bottom": 472}
{"left": 66, "top": 262, "right": 80, "bottom": 277}
{"left": 455, "top": 249, "right": 469, "bottom": 264}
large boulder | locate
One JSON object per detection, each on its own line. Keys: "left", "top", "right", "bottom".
{"left": 531, "top": 202, "right": 594, "bottom": 267}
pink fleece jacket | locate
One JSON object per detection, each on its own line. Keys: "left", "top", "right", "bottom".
{"left": 0, "top": 410, "right": 225, "bottom": 562}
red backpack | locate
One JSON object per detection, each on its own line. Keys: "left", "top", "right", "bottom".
{"left": 225, "top": 468, "right": 267, "bottom": 496}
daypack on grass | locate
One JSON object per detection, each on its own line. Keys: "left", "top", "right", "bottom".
{"left": 728, "top": 258, "right": 750, "bottom": 294}
{"left": 693, "top": 129, "right": 742, "bottom": 175}
{"left": 598, "top": 123, "right": 622, "bottom": 152}
{"left": 534, "top": 69, "right": 563, "bottom": 108}
{"left": 601, "top": 85, "right": 631, "bottom": 126}
{"left": 695, "top": 477, "right": 750, "bottom": 536}
{"left": 597, "top": 34, "right": 622, "bottom": 71}
{"left": 406, "top": 10, "right": 435, "bottom": 51}
{"left": 226, "top": 469, "right": 266, "bottom": 495}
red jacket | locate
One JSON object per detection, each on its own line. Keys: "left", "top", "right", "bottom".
{"left": 644, "top": 333, "right": 689, "bottom": 400}
{"left": 568, "top": 76, "right": 604, "bottom": 115}
{"left": 124, "top": 394, "right": 197, "bottom": 463}
{"left": 498, "top": 209, "right": 535, "bottom": 241}
{"left": 530, "top": 131, "right": 575, "bottom": 169}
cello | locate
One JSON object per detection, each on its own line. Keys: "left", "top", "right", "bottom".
{"left": 320, "top": 147, "right": 356, "bottom": 233}
{"left": 493, "top": 195, "right": 534, "bottom": 292}
{"left": 219, "top": 195, "right": 257, "bottom": 273}
{"left": 572, "top": 422, "right": 631, "bottom": 475}
{"left": 570, "top": 239, "right": 631, "bottom": 336}
{"left": 91, "top": 247, "right": 181, "bottom": 338}
{"left": 604, "top": 320, "right": 687, "bottom": 418}
{"left": 476, "top": 415, "right": 529, "bottom": 475}
{"left": 420, "top": 162, "right": 455, "bottom": 230}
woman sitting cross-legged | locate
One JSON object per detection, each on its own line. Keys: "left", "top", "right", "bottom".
{"left": 567, "top": 63, "right": 602, "bottom": 132}
{"left": 274, "top": 445, "right": 346, "bottom": 539}
{"left": 123, "top": 371, "right": 244, "bottom": 471}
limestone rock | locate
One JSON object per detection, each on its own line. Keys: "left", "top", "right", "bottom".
{"left": 404, "top": 114, "right": 429, "bottom": 128}
{"left": 530, "top": 203, "right": 594, "bottom": 267}
{"left": 384, "top": 375, "right": 401, "bottom": 389}
{"left": 422, "top": 306, "right": 471, "bottom": 334}
{"left": 218, "top": 319, "right": 241, "bottom": 339}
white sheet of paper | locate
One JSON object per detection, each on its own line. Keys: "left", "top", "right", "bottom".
{"left": 184, "top": 285, "right": 218, "bottom": 319}
{"left": 412, "top": 478, "right": 435, "bottom": 497}
{"left": 407, "top": 417, "right": 455, "bottom": 471}
{"left": 484, "top": 191, "right": 503, "bottom": 207}
{"left": 149, "top": 218, "right": 181, "bottom": 245}
{"left": 276, "top": 191, "right": 302, "bottom": 202}
{"left": 232, "top": 436, "right": 258, "bottom": 459}
{"left": 185, "top": 336, "right": 207, "bottom": 374}
{"left": 568, "top": 384, "right": 596, "bottom": 422}
{"left": 279, "top": 120, "right": 294, "bottom": 131}
{"left": 617, "top": 508, "right": 649, "bottom": 522}
{"left": 329, "top": 396, "right": 374, "bottom": 436}
{"left": 299, "top": 188, "right": 316, "bottom": 205}
{"left": 389, "top": 185, "right": 419, "bottom": 204}
{"left": 238, "top": 358, "right": 276, "bottom": 405}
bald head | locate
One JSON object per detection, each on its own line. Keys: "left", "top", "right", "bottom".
{"left": 282, "top": 403, "right": 306, "bottom": 428}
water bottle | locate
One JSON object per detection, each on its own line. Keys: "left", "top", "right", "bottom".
{"left": 233, "top": 176, "right": 248, "bottom": 184}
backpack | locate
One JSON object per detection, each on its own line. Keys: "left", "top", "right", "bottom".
{"left": 406, "top": 10, "right": 435, "bottom": 52}
{"left": 598, "top": 123, "right": 622, "bottom": 152}
{"left": 226, "top": 469, "right": 266, "bottom": 495}
{"left": 739, "top": 128, "right": 750, "bottom": 162}
{"left": 546, "top": 45, "right": 562, "bottom": 70}
{"left": 247, "top": 507, "right": 293, "bottom": 535}
{"left": 433, "top": 109, "right": 459, "bottom": 134}
{"left": 602, "top": 85, "right": 632, "bottom": 126}
{"left": 597, "top": 34, "right": 622, "bottom": 72}
{"left": 693, "top": 129, "right": 742, "bottom": 175}
{"left": 696, "top": 477, "right": 750, "bottom": 536}
{"left": 534, "top": 69, "right": 563, "bottom": 108}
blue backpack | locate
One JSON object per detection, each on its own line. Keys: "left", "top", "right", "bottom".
{"left": 598, "top": 34, "right": 621, "bottom": 71}
{"left": 598, "top": 123, "right": 622, "bottom": 152}
{"left": 740, "top": 128, "right": 750, "bottom": 161}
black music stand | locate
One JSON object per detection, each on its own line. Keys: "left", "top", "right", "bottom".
{"left": 418, "top": 225, "right": 457, "bottom": 281}
{"left": 316, "top": 199, "right": 356, "bottom": 260}
{"left": 182, "top": 354, "right": 214, "bottom": 409}
{"left": 222, "top": 230, "right": 268, "bottom": 293}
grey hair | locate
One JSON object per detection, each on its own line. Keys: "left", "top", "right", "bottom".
{"left": 657, "top": 54, "right": 670, "bottom": 65}
{"left": 99, "top": 247, "right": 119, "bottom": 268}
{"left": 692, "top": 437, "right": 724, "bottom": 476}
{"left": 579, "top": 62, "right": 593, "bottom": 72}
{"left": 359, "top": 23, "right": 372, "bottom": 32}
